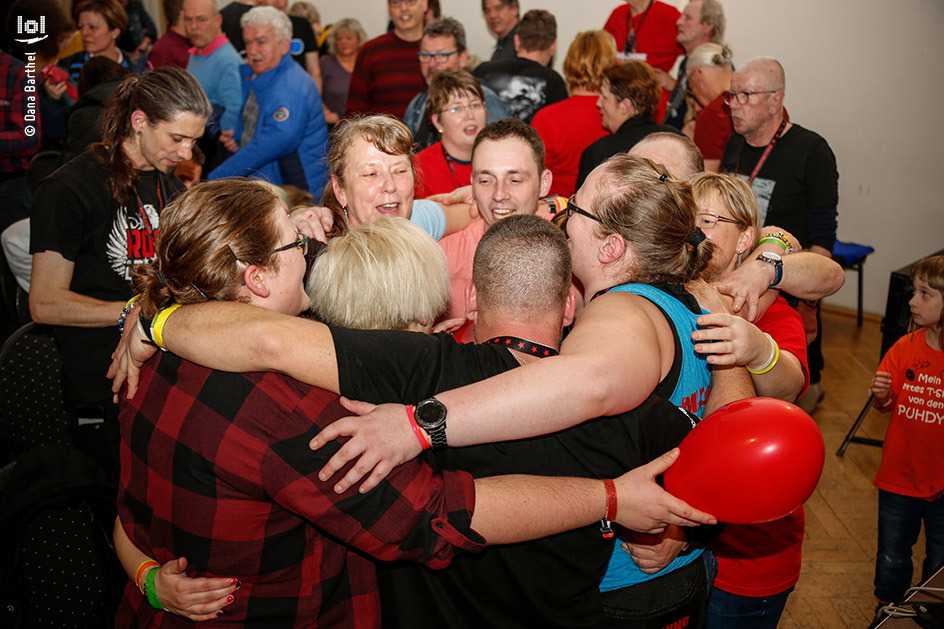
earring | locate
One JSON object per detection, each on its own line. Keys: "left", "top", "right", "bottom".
{"left": 136, "top": 130, "right": 142, "bottom": 136}
{"left": 735, "top": 248, "right": 743, "bottom": 255}
{"left": 437, "top": 128, "right": 443, "bottom": 133}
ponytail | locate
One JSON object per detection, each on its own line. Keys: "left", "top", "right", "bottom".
{"left": 592, "top": 154, "right": 714, "bottom": 285}
{"left": 98, "top": 67, "right": 211, "bottom": 205}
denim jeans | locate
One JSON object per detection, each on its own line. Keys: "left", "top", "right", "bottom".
{"left": 705, "top": 585, "right": 793, "bottom": 629}
{"left": 874, "top": 489, "right": 944, "bottom": 603}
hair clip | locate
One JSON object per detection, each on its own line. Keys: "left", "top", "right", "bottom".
{"left": 659, "top": 173, "right": 668, "bottom": 182}
{"left": 190, "top": 283, "right": 209, "bottom": 301}
{"left": 686, "top": 227, "right": 707, "bottom": 247}
{"left": 155, "top": 269, "right": 168, "bottom": 287}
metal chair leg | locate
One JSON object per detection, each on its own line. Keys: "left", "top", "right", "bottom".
{"left": 857, "top": 260, "right": 865, "bottom": 326}
{"left": 836, "top": 394, "right": 885, "bottom": 456}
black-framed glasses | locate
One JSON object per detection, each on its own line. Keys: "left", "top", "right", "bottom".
{"left": 722, "top": 90, "right": 778, "bottom": 105}
{"left": 566, "top": 195, "right": 605, "bottom": 226}
{"left": 417, "top": 50, "right": 459, "bottom": 64}
{"left": 268, "top": 233, "right": 310, "bottom": 257}
{"left": 697, "top": 212, "right": 744, "bottom": 229}
{"left": 388, "top": 0, "right": 419, "bottom": 7}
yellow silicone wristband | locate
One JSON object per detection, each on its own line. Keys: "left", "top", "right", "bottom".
{"left": 151, "top": 303, "right": 182, "bottom": 351}
{"left": 746, "top": 336, "right": 780, "bottom": 375}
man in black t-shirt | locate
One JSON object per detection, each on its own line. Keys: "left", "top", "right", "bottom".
{"left": 721, "top": 56, "right": 839, "bottom": 408}
{"left": 330, "top": 215, "right": 708, "bottom": 627}
{"left": 473, "top": 9, "right": 567, "bottom": 123}
{"left": 29, "top": 68, "right": 209, "bottom": 476}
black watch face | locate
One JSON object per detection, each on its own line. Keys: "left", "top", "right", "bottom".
{"left": 415, "top": 399, "right": 446, "bottom": 429}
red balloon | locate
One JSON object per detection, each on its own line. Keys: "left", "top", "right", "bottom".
{"left": 663, "top": 397, "right": 825, "bottom": 524}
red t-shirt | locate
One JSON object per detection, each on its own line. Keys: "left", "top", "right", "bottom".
{"left": 712, "top": 296, "right": 810, "bottom": 597}
{"left": 603, "top": 2, "right": 684, "bottom": 72}
{"left": 603, "top": 2, "right": 683, "bottom": 123}
{"left": 873, "top": 329, "right": 944, "bottom": 499}
{"left": 414, "top": 142, "right": 472, "bottom": 199}
{"left": 693, "top": 92, "right": 733, "bottom": 161}
{"left": 532, "top": 95, "right": 608, "bottom": 198}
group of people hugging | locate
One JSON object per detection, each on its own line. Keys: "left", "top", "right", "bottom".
{"left": 66, "top": 65, "right": 843, "bottom": 628}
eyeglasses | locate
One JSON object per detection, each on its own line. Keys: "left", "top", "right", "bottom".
{"left": 417, "top": 50, "right": 459, "bottom": 64}
{"left": 722, "top": 90, "right": 778, "bottom": 105}
{"left": 441, "top": 101, "right": 485, "bottom": 116}
{"left": 697, "top": 212, "right": 744, "bottom": 229}
{"left": 566, "top": 195, "right": 605, "bottom": 226}
{"left": 388, "top": 0, "right": 419, "bottom": 7}
{"left": 268, "top": 233, "right": 310, "bottom": 257}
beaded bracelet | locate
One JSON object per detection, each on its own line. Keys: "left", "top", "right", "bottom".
{"left": 759, "top": 231, "right": 795, "bottom": 254}
{"left": 117, "top": 295, "right": 140, "bottom": 333}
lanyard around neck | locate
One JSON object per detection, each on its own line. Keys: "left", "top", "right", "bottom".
{"left": 736, "top": 118, "right": 787, "bottom": 185}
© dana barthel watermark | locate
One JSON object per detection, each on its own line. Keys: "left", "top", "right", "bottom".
{"left": 13, "top": 14, "right": 49, "bottom": 139}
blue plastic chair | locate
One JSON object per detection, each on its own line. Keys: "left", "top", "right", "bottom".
{"left": 832, "top": 240, "right": 875, "bottom": 326}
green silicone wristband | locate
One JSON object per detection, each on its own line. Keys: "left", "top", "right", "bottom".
{"left": 145, "top": 566, "right": 165, "bottom": 610}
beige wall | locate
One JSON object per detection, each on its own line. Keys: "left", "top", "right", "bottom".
{"left": 238, "top": 0, "right": 944, "bottom": 314}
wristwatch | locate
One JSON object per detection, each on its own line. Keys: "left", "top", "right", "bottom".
{"left": 414, "top": 397, "right": 448, "bottom": 449}
{"left": 757, "top": 251, "right": 783, "bottom": 288}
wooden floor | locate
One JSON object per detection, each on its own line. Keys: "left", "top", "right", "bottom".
{"left": 778, "top": 307, "right": 929, "bottom": 628}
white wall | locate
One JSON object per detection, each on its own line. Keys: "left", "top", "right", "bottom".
{"left": 265, "top": 0, "right": 944, "bottom": 315}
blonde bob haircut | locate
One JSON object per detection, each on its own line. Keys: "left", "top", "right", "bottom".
{"left": 307, "top": 217, "right": 450, "bottom": 330}
{"left": 562, "top": 30, "right": 617, "bottom": 92}
{"left": 690, "top": 173, "right": 761, "bottom": 249}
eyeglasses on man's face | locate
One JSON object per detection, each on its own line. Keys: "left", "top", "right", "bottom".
{"left": 417, "top": 50, "right": 459, "bottom": 64}
{"left": 722, "top": 90, "right": 778, "bottom": 106}
{"left": 389, "top": 0, "right": 420, "bottom": 8}
{"left": 268, "top": 233, "right": 310, "bottom": 257}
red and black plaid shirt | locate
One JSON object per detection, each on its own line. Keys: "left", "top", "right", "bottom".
{"left": 117, "top": 352, "right": 484, "bottom": 628}
{"left": 0, "top": 52, "right": 40, "bottom": 173}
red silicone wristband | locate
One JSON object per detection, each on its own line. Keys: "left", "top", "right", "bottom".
{"left": 406, "top": 405, "right": 431, "bottom": 450}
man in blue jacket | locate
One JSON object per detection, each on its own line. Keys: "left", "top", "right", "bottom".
{"left": 209, "top": 6, "right": 328, "bottom": 194}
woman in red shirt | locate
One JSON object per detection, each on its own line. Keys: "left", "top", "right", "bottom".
{"left": 531, "top": 30, "right": 616, "bottom": 198}
{"left": 413, "top": 69, "right": 487, "bottom": 198}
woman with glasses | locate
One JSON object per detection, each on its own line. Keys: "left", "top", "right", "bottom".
{"left": 531, "top": 30, "right": 617, "bottom": 198}
{"left": 112, "top": 179, "right": 308, "bottom": 623}
{"left": 413, "top": 70, "right": 488, "bottom": 198}
{"left": 318, "top": 17, "right": 366, "bottom": 124}
{"left": 688, "top": 173, "right": 807, "bottom": 627}
{"left": 685, "top": 43, "right": 734, "bottom": 172}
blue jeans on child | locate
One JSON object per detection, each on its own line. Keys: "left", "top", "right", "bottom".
{"left": 874, "top": 489, "right": 944, "bottom": 603}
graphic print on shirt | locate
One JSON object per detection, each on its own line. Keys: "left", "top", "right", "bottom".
{"left": 897, "top": 358, "right": 944, "bottom": 425}
{"left": 736, "top": 174, "right": 774, "bottom": 225}
{"left": 107, "top": 202, "right": 160, "bottom": 280}
{"left": 491, "top": 75, "right": 548, "bottom": 121}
